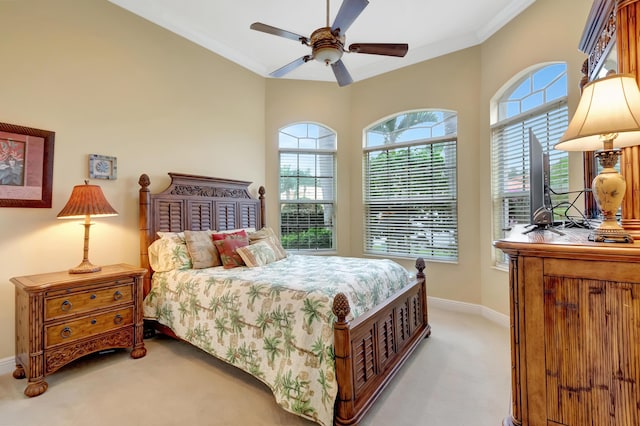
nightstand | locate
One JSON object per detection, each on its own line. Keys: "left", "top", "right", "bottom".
{"left": 11, "top": 263, "right": 147, "bottom": 397}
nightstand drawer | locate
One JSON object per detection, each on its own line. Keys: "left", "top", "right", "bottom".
{"left": 45, "top": 281, "right": 133, "bottom": 320}
{"left": 45, "top": 307, "right": 134, "bottom": 347}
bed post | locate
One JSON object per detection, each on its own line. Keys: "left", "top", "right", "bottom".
{"left": 138, "top": 174, "right": 152, "bottom": 295}
{"left": 258, "top": 186, "right": 266, "bottom": 229}
{"left": 333, "top": 258, "right": 429, "bottom": 425}
{"left": 415, "top": 257, "right": 429, "bottom": 330}
{"left": 332, "top": 293, "right": 354, "bottom": 425}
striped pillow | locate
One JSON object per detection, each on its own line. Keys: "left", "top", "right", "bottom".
{"left": 236, "top": 240, "right": 278, "bottom": 267}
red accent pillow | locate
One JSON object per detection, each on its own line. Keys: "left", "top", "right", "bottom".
{"left": 212, "top": 229, "right": 248, "bottom": 241}
{"left": 212, "top": 230, "right": 249, "bottom": 268}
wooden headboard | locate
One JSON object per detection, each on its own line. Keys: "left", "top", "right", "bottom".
{"left": 138, "top": 172, "right": 266, "bottom": 294}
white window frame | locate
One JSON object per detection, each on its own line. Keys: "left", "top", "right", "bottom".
{"left": 491, "top": 63, "right": 569, "bottom": 266}
{"left": 363, "top": 110, "right": 458, "bottom": 262}
{"left": 278, "top": 122, "right": 336, "bottom": 252}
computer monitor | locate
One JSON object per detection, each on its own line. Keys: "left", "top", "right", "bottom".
{"left": 528, "top": 129, "right": 552, "bottom": 226}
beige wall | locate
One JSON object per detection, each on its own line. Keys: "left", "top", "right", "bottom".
{"left": 264, "top": 0, "right": 592, "bottom": 313}
{"left": 0, "top": 0, "right": 265, "bottom": 358}
{"left": 350, "top": 47, "right": 483, "bottom": 304}
{"left": 264, "top": 79, "right": 353, "bottom": 252}
{"left": 0, "top": 0, "right": 593, "bottom": 360}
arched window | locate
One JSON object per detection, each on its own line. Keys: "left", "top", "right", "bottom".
{"left": 279, "top": 123, "right": 336, "bottom": 251}
{"left": 363, "top": 110, "right": 458, "bottom": 261}
{"left": 491, "top": 63, "right": 569, "bottom": 265}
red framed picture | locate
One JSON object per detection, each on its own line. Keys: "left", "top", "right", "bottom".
{"left": 0, "top": 122, "right": 55, "bottom": 208}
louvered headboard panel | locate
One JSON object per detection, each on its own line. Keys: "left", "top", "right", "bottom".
{"left": 139, "top": 172, "right": 265, "bottom": 294}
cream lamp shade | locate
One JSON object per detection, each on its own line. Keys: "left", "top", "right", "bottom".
{"left": 57, "top": 181, "right": 118, "bottom": 273}
{"left": 556, "top": 73, "right": 640, "bottom": 151}
{"left": 555, "top": 73, "right": 640, "bottom": 242}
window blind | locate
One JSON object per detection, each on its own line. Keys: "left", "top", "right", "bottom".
{"left": 279, "top": 123, "right": 336, "bottom": 251}
{"left": 491, "top": 101, "right": 569, "bottom": 263}
{"left": 364, "top": 140, "right": 458, "bottom": 260}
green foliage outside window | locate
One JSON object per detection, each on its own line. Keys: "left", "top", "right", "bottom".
{"left": 280, "top": 227, "right": 333, "bottom": 250}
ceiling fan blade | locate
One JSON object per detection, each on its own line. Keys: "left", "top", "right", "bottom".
{"left": 270, "top": 55, "right": 312, "bottom": 78}
{"left": 348, "top": 43, "right": 409, "bottom": 57}
{"left": 331, "top": 0, "right": 369, "bottom": 34}
{"left": 331, "top": 59, "right": 353, "bottom": 87}
{"left": 250, "top": 22, "right": 309, "bottom": 44}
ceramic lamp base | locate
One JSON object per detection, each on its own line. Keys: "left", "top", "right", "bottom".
{"left": 589, "top": 226, "right": 634, "bottom": 243}
{"left": 590, "top": 149, "right": 634, "bottom": 243}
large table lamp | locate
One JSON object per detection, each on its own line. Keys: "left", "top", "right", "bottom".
{"left": 57, "top": 181, "right": 118, "bottom": 273}
{"left": 555, "top": 73, "right": 640, "bottom": 243}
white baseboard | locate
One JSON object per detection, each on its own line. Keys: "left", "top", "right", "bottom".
{"left": 0, "top": 356, "right": 14, "bottom": 376}
{"left": 428, "top": 296, "right": 509, "bottom": 328}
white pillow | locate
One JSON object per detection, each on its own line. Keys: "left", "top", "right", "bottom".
{"left": 148, "top": 232, "right": 192, "bottom": 271}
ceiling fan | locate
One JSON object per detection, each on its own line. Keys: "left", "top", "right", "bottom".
{"left": 250, "top": 0, "right": 409, "bottom": 87}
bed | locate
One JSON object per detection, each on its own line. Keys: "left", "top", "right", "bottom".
{"left": 138, "top": 172, "right": 431, "bottom": 426}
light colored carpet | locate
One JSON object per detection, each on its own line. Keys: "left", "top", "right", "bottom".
{"left": 0, "top": 306, "right": 510, "bottom": 426}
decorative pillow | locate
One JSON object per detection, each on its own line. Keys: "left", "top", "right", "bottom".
{"left": 248, "top": 227, "right": 287, "bottom": 260}
{"left": 148, "top": 232, "right": 192, "bottom": 272}
{"left": 213, "top": 238, "right": 249, "bottom": 269}
{"left": 184, "top": 230, "right": 221, "bottom": 269}
{"left": 212, "top": 229, "right": 248, "bottom": 241}
{"left": 237, "top": 240, "right": 278, "bottom": 267}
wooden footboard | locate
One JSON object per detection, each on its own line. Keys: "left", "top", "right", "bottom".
{"left": 332, "top": 258, "right": 430, "bottom": 426}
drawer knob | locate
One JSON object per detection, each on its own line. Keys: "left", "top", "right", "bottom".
{"left": 114, "top": 314, "right": 123, "bottom": 325}
{"left": 113, "top": 291, "right": 123, "bottom": 300}
{"left": 90, "top": 294, "right": 97, "bottom": 300}
{"left": 60, "top": 327, "right": 72, "bottom": 339}
{"left": 91, "top": 319, "right": 97, "bottom": 325}
{"left": 60, "top": 300, "right": 73, "bottom": 312}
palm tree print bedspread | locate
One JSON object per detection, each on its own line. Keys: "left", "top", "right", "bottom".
{"left": 143, "top": 254, "right": 410, "bottom": 426}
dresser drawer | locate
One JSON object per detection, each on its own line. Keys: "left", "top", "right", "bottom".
{"left": 45, "top": 281, "right": 133, "bottom": 320}
{"left": 45, "top": 307, "right": 133, "bottom": 347}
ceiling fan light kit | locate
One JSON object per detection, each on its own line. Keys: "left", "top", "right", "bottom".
{"left": 311, "top": 27, "right": 344, "bottom": 65}
{"left": 250, "top": 0, "right": 408, "bottom": 86}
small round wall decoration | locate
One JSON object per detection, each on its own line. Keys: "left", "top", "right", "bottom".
{"left": 89, "top": 154, "right": 117, "bottom": 180}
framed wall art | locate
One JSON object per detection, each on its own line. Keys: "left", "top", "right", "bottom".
{"left": 0, "top": 122, "right": 55, "bottom": 208}
{"left": 89, "top": 154, "right": 117, "bottom": 180}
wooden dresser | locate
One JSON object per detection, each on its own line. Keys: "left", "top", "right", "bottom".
{"left": 11, "top": 263, "right": 147, "bottom": 397}
{"left": 495, "top": 228, "right": 640, "bottom": 426}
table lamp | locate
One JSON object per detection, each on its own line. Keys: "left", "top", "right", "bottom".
{"left": 57, "top": 181, "right": 118, "bottom": 273}
{"left": 555, "top": 73, "right": 640, "bottom": 243}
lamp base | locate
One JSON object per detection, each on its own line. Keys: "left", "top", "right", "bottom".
{"left": 69, "top": 260, "right": 102, "bottom": 274}
{"left": 589, "top": 148, "right": 634, "bottom": 244}
{"left": 588, "top": 226, "right": 634, "bottom": 243}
